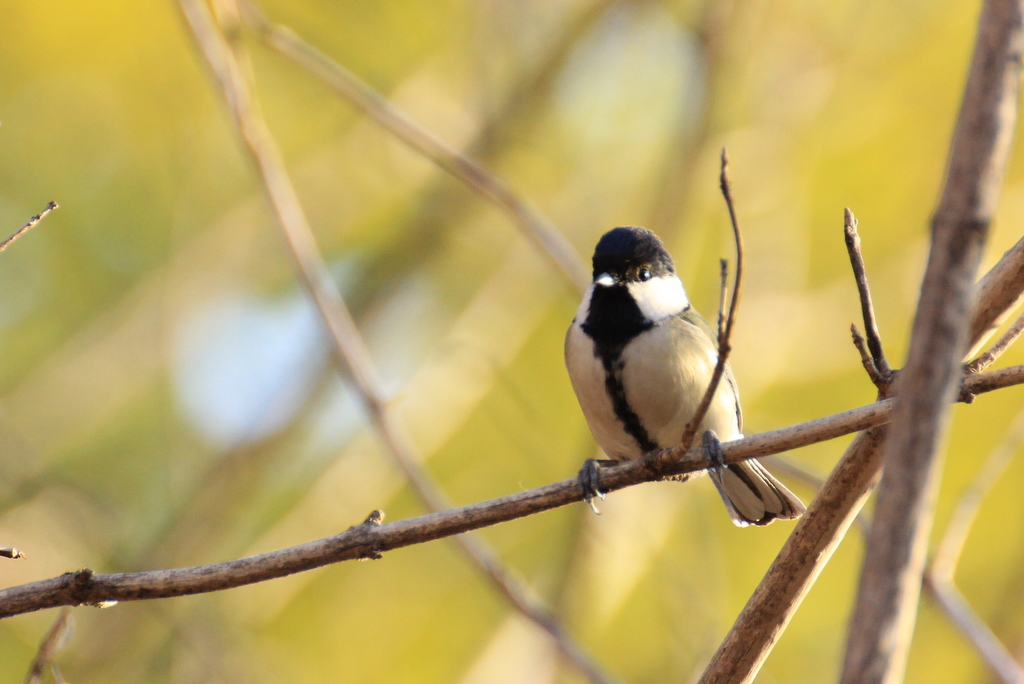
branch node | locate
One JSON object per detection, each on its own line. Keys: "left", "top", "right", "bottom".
{"left": 362, "top": 509, "right": 385, "bottom": 526}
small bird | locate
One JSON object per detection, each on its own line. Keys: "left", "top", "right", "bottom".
{"left": 565, "top": 226, "right": 804, "bottom": 526}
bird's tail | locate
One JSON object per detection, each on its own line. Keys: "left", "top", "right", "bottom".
{"left": 708, "top": 459, "right": 805, "bottom": 527}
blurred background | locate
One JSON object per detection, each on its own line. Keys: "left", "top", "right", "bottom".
{"left": 2, "top": 0, "right": 1024, "bottom": 681}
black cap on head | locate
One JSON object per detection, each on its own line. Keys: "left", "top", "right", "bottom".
{"left": 592, "top": 226, "right": 675, "bottom": 281}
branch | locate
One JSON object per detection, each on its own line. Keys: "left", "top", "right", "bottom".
{"left": 0, "top": 202, "right": 57, "bottom": 255}
{"left": 25, "top": 608, "right": 72, "bottom": 684}
{"left": 174, "top": 3, "right": 613, "bottom": 682}
{"left": 842, "top": 1, "right": 1024, "bottom": 680}
{"left": 923, "top": 406, "right": 1024, "bottom": 684}
{"left": 234, "top": 0, "right": 590, "bottom": 294}
{"left": 970, "top": 233, "right": 1024, "bottom": 356}
{"left": 1, "top": 365, "right": 1022, "bottom": 620}
{"left": 966, "top": 308, "right": 1024, "bottom": 373}
{"left": 844, "top": 208, "right": 894, "bottom": 390}
{"left": 699, "top": 233, "right": 1024, "bottom": 682}
{"left": 676, "top": 149, "right": 744, "bottom": 453}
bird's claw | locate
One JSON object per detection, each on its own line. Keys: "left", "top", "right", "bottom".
{"left": 702, "top": 430, "right": 726, "bottom": 472}
{"left": 578, "top": 458, "right": 609, "bottom": 514}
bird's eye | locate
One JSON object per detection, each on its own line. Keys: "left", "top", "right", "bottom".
{"left": 639, "top": 269, "right": 652, "bottom": 282}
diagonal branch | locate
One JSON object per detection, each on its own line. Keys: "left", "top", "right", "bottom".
{"left": 1, "top": 365, "right": 1022, "bottom": 620}
{"left": 174, "top": 2, "right": 613, "bottom": 682}
{"left": 966, "top": 308, "right": 1024, "bottom": 373}
{"left": 842, "top": 1, "right": 1024, "bottom": 681}
{"left": 699, "top": 238, "right": 1024, "bottom": 682}
{"left": 923, "top": 406, "right": 1024, "bottom": 684}
{"left": 0, "top": 202, "right": 57, "bottom": 255}
{"left": 235, "top": 0, "right": 590, "bottom": 294}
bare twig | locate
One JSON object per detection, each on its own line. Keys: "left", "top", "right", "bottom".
{"left": 0, "top": 202, "right": 57, "bottom": 255}
{"left": 925, "top": 578, "right": 1024, "bottom": 684}
{"left": 717, "top": 258, "right": 728, "bottom": 338}
{"left": 844, "top": 208, "right": 894, "bottom": 388}
{"left": 922, "top": 407, "right": 1024, "bottom": 684}
{"left": 842, "top": 0, "right": 1024, "bottom": 679}
{"left": 234, "top": 0, "right": 590, "bottom": 294}
{"left": 970, "top": 233, "right": 1024, "bottom": 356}
{"left": 675, "top": 149, "right": 744, "bottom": 454}
{"left": 0, "top": 547, "right": 25, "bottom": 560}
{"left": 1, "top": 365, "right": 1022, "bottom": 620}
{"left": 851, "top": 324, "right": 889, "bottom": 389}
{"left": 699, "top": 226, "right": 1024, "bottom": 683}
{"left": 967, "top": 308, "right": 1024, "bottom": 373}
{"left": 25, "top": 608, "right": 73, "bottom": 684}
{"left": 174, "top": 2, "right": 611, "bottom": 682}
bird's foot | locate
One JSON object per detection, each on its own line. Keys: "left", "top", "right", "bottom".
{"left": 702, "top": 430, "right": 726, "bottom": 472}
{"left": 577, "top": 459, "right": 617, "bottom": 514}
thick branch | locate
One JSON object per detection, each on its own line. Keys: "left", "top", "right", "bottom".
{"left": 842, "top": 2, "right": 1024, "bottom": 682}
{"left": 700, "top": 221, "right": 1024, "bottom": 683}
{"left": 1, "top": 366, "right": 1022, "bottom": 620}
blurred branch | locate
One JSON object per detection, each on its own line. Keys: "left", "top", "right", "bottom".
{"left": 0, "top": 547, "right": 25, "bottom": 560}
{"left": 923, "top": 579, "right": 1024, "bottom": 684}
{"left": 842, "top": 0, "right": 1024, "bottom": 679}
{"left": 2, "top": 364, "right": 1023, "bottom": 619}
{"left": 0, "top": 202, "right": 57, "bottom": 255}
{"left": 967, "top": 308, "right": 1024, "bottom": 373}
{"left": 235, "top": 0, "right": 590, "bottom": 294}
{"left": 174, "top": 2, "right": 613, "bottom": 682}
{"left": 699, "top": 231, "right": 1024, "bottom": 683}
{"left": 25, "top": 608, "right": 72, "bottom": 684}
{"left": 923, "top": 407, "right": 1024, "bottom": 684}
{"left": 676, "top": 149, "right": 743, "bottom": 454}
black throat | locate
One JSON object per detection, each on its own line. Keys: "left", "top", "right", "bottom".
{"left": 581, "top": 285, "right": 658, "bottom": 454}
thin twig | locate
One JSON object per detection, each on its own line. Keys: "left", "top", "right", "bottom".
{"left": 967, "top": 308, "right": 1024, "bottom": 373}
{"left": 922, "top": 406, "right": 1024, "bottom": 684}
{"left": 924, "top": 577, "right": 1024, "bottom": 684}
{"left": 25, "top": 608, "right": 73, "bottom": 684}
{"left": 717, "top": 258, "right": 728, "bottom": 338}
{"left": 844, "top": 208, "right": 892, "bottom": 381}
{"left": 1, "top": 364, "right": 1022, "bottom": 620}
{"left": 0, "top": 202, "right": 57, "bottom": 255}
{"left": 842, "top": 0, "right": 1024, "bottom": 680}
{"left": 174, "top": 3, "right": 612, "bottom": 682}
{"left": 699, "top": 217, "right": 1024, "bottom": 683}
{"left": 234, "top": 0, "right": 590, "bottom": 294}
{"left": 851, "top": 324, "right": 887, "bottom": 389}
{"left": 676, "top": 149, "right": 744, "bottom": 454}
{"left": 0, "top": 548, "right": 25, "bottom": 560}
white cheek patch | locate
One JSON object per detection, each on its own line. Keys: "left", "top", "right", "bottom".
{"left": 627, "top": 275, "right": 689, "bottom": 322}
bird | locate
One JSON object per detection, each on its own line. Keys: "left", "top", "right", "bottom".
{"left": 564, "top": 226, "right": 804, "bottom": 526}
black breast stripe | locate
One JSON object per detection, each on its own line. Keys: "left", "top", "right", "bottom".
{"left": 601, "top": 352, "right": 658, "bottom": 453}
{"left": 581, "top": 285, "right": 662, "bottom": 454}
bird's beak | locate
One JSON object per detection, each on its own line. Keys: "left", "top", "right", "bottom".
{"left": 595, "top": 273, "right": 615, "bottom": 287}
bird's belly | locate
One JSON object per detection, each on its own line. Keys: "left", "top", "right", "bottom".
{"left": 620, "top": 324, "right": 740, "bottom": 448}
{"left": 565, "top": 325, "right": 644, "bottom": 460}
